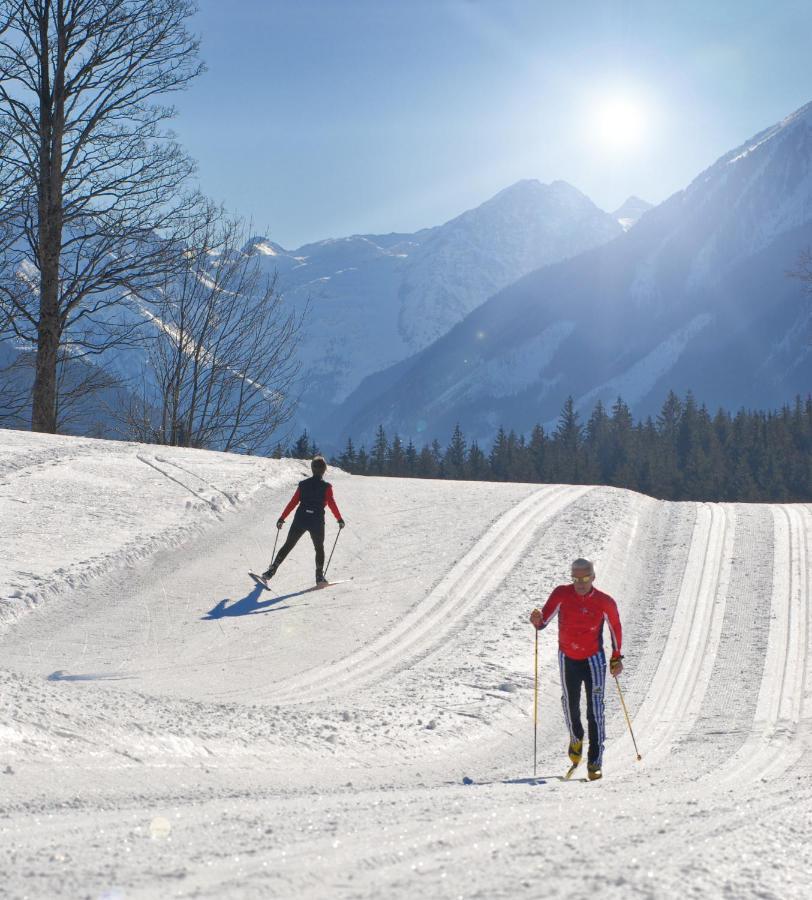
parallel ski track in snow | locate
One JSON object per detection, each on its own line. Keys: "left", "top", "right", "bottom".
{"left": 153, "top": 455, "right": 239, "bottom": 505}
{"left": 613, "top": 502, "right": 734, "bottom": 769}
{"left": 269, "top": 485, "right": 591, "bottom": 705}
{"left": 135, "top": 454, "right": 223, "bottom": 510}
{"left": 715, "top": 503, "right": 810, "bottom": 787}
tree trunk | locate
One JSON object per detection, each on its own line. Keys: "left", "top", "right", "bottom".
{"left": 30, "top": 1, "right": 65, "bottom": 434}
{"left": 31, "top": 295, "right": 60, "bottom": 433}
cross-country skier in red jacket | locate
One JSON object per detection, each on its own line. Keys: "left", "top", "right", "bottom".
{"left": 262, "top": 456, "right": 345, "bottom": 586}
{"left": 530, "top": 558, "right": 624, "bottom": 780}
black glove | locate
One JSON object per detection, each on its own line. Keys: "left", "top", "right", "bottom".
{"left": 276, "top": 519, "right": 285, "bottom": 529}
{"left": 609, "top": 655, "right": 624, "bottom": 676}
{"left": 337, "top": 519, "right": 346, "bottom": 529}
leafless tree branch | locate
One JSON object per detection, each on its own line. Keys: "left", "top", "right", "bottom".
{"left": 116, "top": 210, "right": 306, "bottom": 455}
{"left": 0, "top": 0, "right": 203, "bottom": 432}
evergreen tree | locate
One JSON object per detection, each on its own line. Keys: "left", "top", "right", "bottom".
{"left": 652, "top": 392, "right": 683, "bottom": 498}
{"left": 552, "top": 397, "right": 584, "bottom": 483}
{"left": 431, "top": 439, "right": 445, "bottom": 478}
{"left": 333, "top": 391, "right": 812, "bottom": 501}
{"left": 584, "top": 400, "right": 610, "bottom": 483}
{"left": 389, "top": 434, "right": 406, "bottom": 476}
{"left": 507, "top": 431, "right": 535, "bottom": 481}
{"left": 528, "top": 424, "right": 547, "bottom": 482}
{"left": 337, "top": 437, "right": 357, "bottom": 473}
{"left": 608, "top": 397, "right": 636, "bottom": 488}
{"left": 467, "top": 441, "right": 489, "bottom": 480}
{"left": 418, "top": 444, "right": 440, "bottom": 478}
{"left": 489, "top": 427, "right": 510, "bottom": 481}
{"left": 445, "top": 424, "right": 467, "bottom": 479}
{"left": 371, "top": 425, "right": 389, "bottom": 475}
{"left": 404, "top": 439, "right": 418, "bottom": 477}
{"left": 291, "top": 430, "right": 315, "bottom": 459}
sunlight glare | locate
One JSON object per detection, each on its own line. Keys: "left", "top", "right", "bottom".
{"left": 592, "top": 95, "right": 648, "bottom": 153}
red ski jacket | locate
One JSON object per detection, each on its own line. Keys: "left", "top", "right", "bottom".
{"left": 538, "top": 584, "right": 622, "bottom": 661}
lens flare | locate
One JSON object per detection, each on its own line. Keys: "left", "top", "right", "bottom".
{"left": 593, "top": 96, "right": 647, "bottom": 153}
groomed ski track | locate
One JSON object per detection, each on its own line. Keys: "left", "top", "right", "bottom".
{"left": 1, "top": 433, "right": 810, "bottom": 899}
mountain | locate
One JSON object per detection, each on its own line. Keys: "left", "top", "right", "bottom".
{"left": 0, "top": 180, "right": 620, "bottom": 445}
{"left": 246, "top": 180, "right": 621, "bottom": 437}
{"left": 612, "top": 195, "right": 653, "bottom": 230}
{"left": 331, "top": 101, "right": 812, "bottom": 448}
{"left": 396, "top": 180, "right": 623, "bottom": 348}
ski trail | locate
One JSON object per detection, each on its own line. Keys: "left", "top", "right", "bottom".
{"left": 614, "top": 503, "right": 733, "bottom": 769}
{"left": 268, "top": 485, "right": 591, "bottom": 705}
{"left": 154, "top": 455, "right": 238, "bottom": 505}
{"left": 135, "top": 454, "right": 220, "bottom": 510}
{"left": 669, "top": 503, "right": 775, "bottom": 775}
{"left": 715, "top": 503, "right": 811, "bottom": 786}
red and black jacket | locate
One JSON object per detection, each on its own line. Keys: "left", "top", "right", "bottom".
{"left": 538, "top": 584, "right": 622, "bottom": 661}
{"left": 280, "top": 476, "right": 342, "bottom": 524}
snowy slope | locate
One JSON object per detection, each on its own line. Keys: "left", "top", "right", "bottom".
{"left": 1, "top": 432, "right": 811, "bottom": 898}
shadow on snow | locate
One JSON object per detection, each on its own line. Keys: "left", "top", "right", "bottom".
{"left": 47, "top": 670, "right": 135, "bottom": 682}
{"left": 202, "top": 583, "right": 320, "bottom": 620}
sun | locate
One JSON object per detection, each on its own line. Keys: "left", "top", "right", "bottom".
{"left": 592, "top": 95, "right": 648, "bottom": 153}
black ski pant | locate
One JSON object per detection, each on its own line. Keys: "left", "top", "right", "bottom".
{"left": 559, "top": 650, "right": 607, "bottom": 767}
{"left": 273, "top": 519, "right": 325, "bottom": 573}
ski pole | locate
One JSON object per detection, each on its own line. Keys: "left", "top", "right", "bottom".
{"left": 533, "top": 628, "right": 539, "bottom": 777}
{"left": 269, "top": 527, "right": 280, "bottom": 566}
{"left": 323, "top": 527, "right": 342, "bottom": 579}
{"left": 614, "top": 676, "right": 642, "bottom": 761}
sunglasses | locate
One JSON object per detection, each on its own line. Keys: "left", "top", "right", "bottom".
{"left": 572, "top": 574, "right": 593, "bottom": 584}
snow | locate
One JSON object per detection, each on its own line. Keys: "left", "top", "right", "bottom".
{"left": 1, "top": 430, "right": 811, "bottom": 898}
{"left": 427, "top": 321, "right": 577, "bottom": 410}
{"left": 252, "top": 242, "right": 278, "bottom": 256}
{"left": 572, "top": 312, "right": 714, "bottom": 414}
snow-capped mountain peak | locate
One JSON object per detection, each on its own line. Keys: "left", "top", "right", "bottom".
{"left": 612, "top": 195, "right": 653, "bottom": 231}
{"left": 237, "top": 181, "right": 623, "bottom": 435}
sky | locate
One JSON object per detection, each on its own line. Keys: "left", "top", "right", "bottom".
{"left": 170, "top": 0, "right": 812, "bottom": 249}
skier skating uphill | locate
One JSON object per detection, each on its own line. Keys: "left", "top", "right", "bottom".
{"left": 262, "top": 456, "right": 345, "bottom": 586}
{"left": 530, "top": 558, "right": 624, "bottom": 780}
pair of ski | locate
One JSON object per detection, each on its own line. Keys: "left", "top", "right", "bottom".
{"left": 248, "top": 571, "right": 349, "bottom": 591}
{"left": 564, "top": 760, "right": 601, "bottom": 781}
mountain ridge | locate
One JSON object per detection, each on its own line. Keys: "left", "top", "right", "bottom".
{"left": 327, "top": 100, "right": 812, "bottom": 448}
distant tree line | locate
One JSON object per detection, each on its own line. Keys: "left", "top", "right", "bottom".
{"left": 285, "top": 392, "right": 812, "bottom": 502}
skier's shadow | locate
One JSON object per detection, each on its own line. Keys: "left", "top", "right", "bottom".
{"left": 47, "top": 670, "right": 134, "bottom": 682}
{"left": 202, "top": 583, "right": 315, "bottom": 620}
{"left": 451, "top": 774, "right": 575, "bottom": 787}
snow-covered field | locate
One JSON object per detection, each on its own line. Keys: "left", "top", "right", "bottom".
{"left": 1, "top": 431, "right": 810, "bottom": 899}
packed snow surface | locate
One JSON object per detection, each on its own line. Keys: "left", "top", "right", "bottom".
{"left": 1, "top": 432, "right": 810, "bottom": 898}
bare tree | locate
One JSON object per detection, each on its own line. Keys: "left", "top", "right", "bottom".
{"left": 0, "top": 353, "right": 31, "bottom": 426}
{"left": 119, "top": 209, "right": 306, "bottom": 455}
{"left": 0, "top": 343, "right": 125, "bottom": 432}
{"left": 0, "top": 0, "right": 204, "bottom": 433}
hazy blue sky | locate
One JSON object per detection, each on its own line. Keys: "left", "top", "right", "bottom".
{"left": 171, "top": 0, "right": 812, "bottom": 248}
